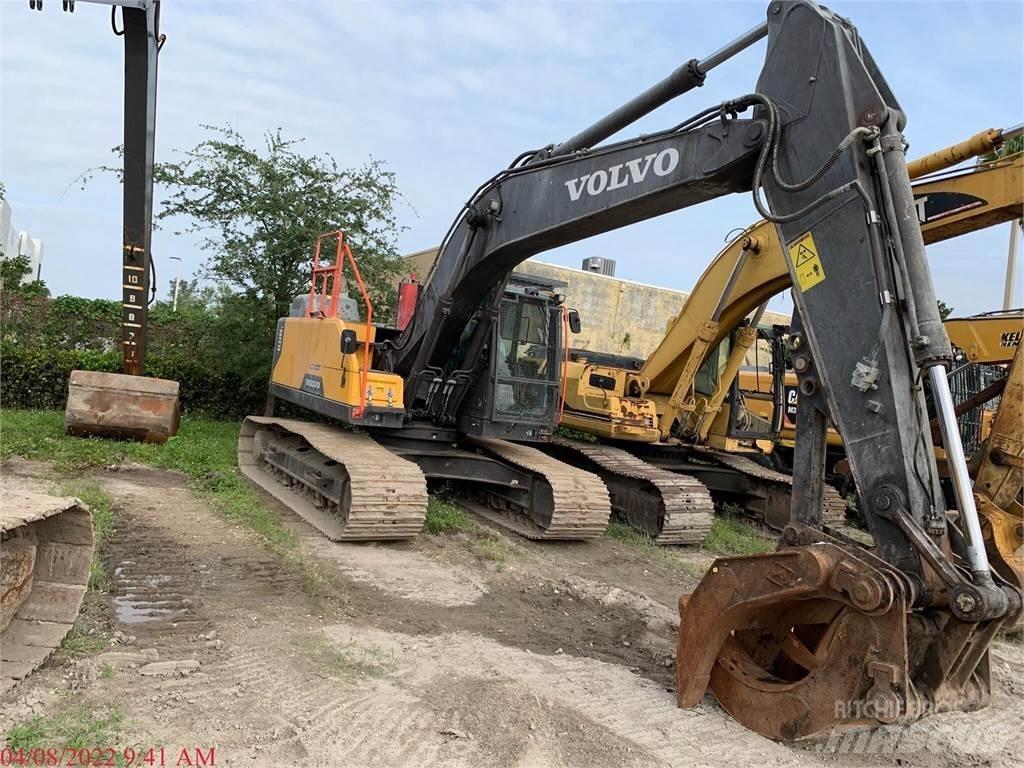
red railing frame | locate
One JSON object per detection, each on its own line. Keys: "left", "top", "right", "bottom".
{"left": 308, "top": 230, "right": 374, "bottom": 419}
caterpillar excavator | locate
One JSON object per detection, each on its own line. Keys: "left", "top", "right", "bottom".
{"left": 242, "top": 0, "right": 1020, "bottom": 739}
{"left": 559, "top": 132, "right": 1023, "bottom": 539}
{"left": 969, "top": 322, "right": 1023, "bottom": 591}
{"left": 243, "top": 0, "right": 1020, "bottom": 739}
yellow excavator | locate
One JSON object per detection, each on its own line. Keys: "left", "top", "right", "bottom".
{"left": 970, "top": 325, "right": 1024, "bottom": 590}
{"left": 741, "top": 309, "right": 1023, "bottom": 588}
{"left": 750, "top": 308, "right": 1022, "bottom": 463}
{"left": 558, "top": 131, "right": 1023, "bottom": 538}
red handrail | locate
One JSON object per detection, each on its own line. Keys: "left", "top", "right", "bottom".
{"left": 308, "top": 230, "right": 374, "bottom": 419}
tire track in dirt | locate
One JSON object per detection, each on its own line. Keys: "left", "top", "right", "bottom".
{"left": 318, "top": 623, "right": 806, "bottom": 768}
{"left": 8, "top": 462, "right": 1019, "bottom": 768}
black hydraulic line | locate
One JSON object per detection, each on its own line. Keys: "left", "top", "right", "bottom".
{"left": 548, "top": 22, "right": 768, "bottom": 157}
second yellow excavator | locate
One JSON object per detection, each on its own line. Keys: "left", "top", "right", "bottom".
{"left": 742, "top": 308, "right": 1024, "bottom": 589}
{"left": 557, "top": 128, "right": 1023, "bottom": 540}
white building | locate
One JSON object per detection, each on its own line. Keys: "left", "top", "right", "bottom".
{"left": 1, "top": 199, "right": 16, "bottom": 259}
{"left": 0, "top": 198, "right": 44, "bottom": 284}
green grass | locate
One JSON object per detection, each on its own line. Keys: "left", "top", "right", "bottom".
{"left": 603, "top": 520, "right": 708, "bottom": 578}
{"left": 701, "top": 514, "right": 776, "bottom": 557}
{"left": 0, "top": 409, "right": 294, "bottom": 551}
{"left": 422, "top": 495, "right": 517, "bottom": 569}
{"left": 553, "top": 425, "right": 598, "bottom": 443}
{"left": 604, "top": 515, "right": 775, "bottom": 578}
{"left": 606, "top": 512, "right": 773, "bottom": 559}
{"left": 604, "top": 520, "right": 652, "bottom": 547}
{"left": 58, "top": 625, "right": 108, "bottom": 657}
{"left": 297, "top": 632, "right": 397, "bottom": 679}
{"left": 5, "top": 706, "right": 124, "bottom": 753}
{"left": 467, "top": 534, "right": 518, "bottom": 567}
{"left": 424, "top": 496, "right": 474, "bottom": 535}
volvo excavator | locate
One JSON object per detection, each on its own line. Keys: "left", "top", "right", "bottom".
{"left": 243, "top": 0, "right": 1018, "bottom": 738}
{"left": 559, "top": 132, "right": 1023, "bottom": 539}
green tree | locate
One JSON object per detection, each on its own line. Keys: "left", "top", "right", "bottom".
{"left": 154, "top": 277, "right": 216, "bottom": 315}
{"left": 87, "top": 124, "right": 406, "bottom": 375}
{"left": 937, "top": 299, "right": 954, "bottom": 320}
{"left": 979, "top": 134, "right": 1024, "bottom": 164}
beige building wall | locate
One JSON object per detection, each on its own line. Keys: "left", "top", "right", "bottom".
{"left": 402, "top": 248, "right": 790, "bottom": 362}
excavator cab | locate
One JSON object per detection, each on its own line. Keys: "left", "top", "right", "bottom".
{"left": 458, "top": 274, "right": 567, "bottom": 440}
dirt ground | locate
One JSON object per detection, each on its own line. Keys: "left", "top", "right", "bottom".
{"left": 2, "top": 459, "right": 1022, "bottom": 768}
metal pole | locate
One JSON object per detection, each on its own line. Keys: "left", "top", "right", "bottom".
{"left": 119, "top": 1, "right": 160, "bottom": 376}
{"left": 549, "top": 22, "right": 768, "bottom": 157}
{"left": 1004, "top": 220, "right": 1020, "bottom": 311}
{"left": 928, "top": 366, "right": 993, "bottom": 578}
{"left": 697, "top": 21, "right": 771, "bottom": 72}
{"left": 170, "top": 255, "right": 181, "bottom": 312}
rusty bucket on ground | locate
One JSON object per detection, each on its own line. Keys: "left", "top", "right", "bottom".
{"left": 64, "top": 370, "right": 181, "bottom": 444}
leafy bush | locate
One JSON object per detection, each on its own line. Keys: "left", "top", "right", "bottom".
{"left": 0, "top": 340, "right": 267, "bottom": 418}
{"left": 1, "top": 289, "right": 272, "bottom": 418}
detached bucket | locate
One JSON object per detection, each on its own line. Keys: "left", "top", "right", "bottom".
{"left": 64, "top": 370, "right": 181, "bottom": 444}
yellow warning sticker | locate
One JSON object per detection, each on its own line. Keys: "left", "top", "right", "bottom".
{"left": 789, "top": 232, "right": 826, "bottom": 292}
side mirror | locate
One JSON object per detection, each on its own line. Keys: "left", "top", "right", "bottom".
{"left": 568, "top": 309, "right": 581, "bottom": 334}
{"left": 340, "top": 329, "right": 358, "bottom": 356}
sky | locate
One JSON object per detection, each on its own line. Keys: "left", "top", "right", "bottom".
{"left": 1, "top": 0, "right": 1022, "bottom": 318}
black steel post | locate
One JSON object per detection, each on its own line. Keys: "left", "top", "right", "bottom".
{"left": 120, "top": 2, "right": 159, "bottom": 376}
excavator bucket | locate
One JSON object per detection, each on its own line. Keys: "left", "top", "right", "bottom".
{"left": 676, "top": 531, "right": 1007, "bottom": 740}
{"left": 1, "top": 484, "right": 95, "bottom": 693}
{"left": 64, "top": 370, "right": 181, "bottom": 444}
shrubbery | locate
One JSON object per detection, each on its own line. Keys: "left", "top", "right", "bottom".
{"left": 1, "top": 294, "right": 269, "bottom": 418}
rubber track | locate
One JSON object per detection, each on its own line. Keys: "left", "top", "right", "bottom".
{"left": 238, "top": 417, "right": 428, "bottom": 541}
{"left": 466, "top": 437, "right": 611, "bottom": 540}
{"left": 1, "top": 485, "right": 94, "bottom": 694}
{"left": 550, "top": 438, "right": 714, "bottom": 546}
{"left": 695, "top": 447, "right": 848, "bottom": 525}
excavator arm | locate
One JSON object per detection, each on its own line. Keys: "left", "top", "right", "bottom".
{"left": 390, "top": 119, "right": 768, "bottom": 420}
